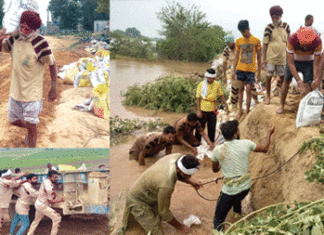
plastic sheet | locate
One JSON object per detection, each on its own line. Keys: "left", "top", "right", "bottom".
{"left": 183, "top": 214, "right": 201, "bottom": 227}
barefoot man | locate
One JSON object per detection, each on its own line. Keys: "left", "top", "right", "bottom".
{"left": 0, "top": 11, "right": 57, "bottom": 147}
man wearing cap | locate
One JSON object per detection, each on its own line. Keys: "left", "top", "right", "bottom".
{"left": 121, "top": 153, "right": 202, "bottom": 235}
{"left": 222, "top": 35, "right": 259, "bottom": 111}
{"left": 211, "top": 120, "right": 275, "bottom": 232}
{"left": 262, "top": 6, "right": 291, "bottom": 105}
{"left": 0, "top": 169, "right": 28, "bottom": 235}
{"left": 277, "top": 27, "right": 322, "bottom": 114}
{"left": 27, "top": 170, "right": 65, "bottom": 235}
{"left": 0, "top": 11, "right": 57, "bottom": 147}
{"left": 9, "top": 174, "right": 39, "bottom": 235}
{"left": 129, "top": 125, "right": 176, "bottom": 166}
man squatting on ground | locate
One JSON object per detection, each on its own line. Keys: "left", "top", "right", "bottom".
{"left": 277, "top": 27, "right": 322, "bottom": 114}
{"left": 0, "top": 169, "right": 28, "bottom": 235}
{"left": 173, "top": 113, "right": 214, "bottom": 156}
{"left": 211, "top": 120, "right": 275, "bottom": 232}
{"left": 121, "top": 153, "right": 203, "bottom": 235}
{"left": 0, "top": 11, "right": 57, "bottom": 147}
{"left": 222, "top": 34, "right": 259, "bottom": 110}
{"left": 27, "top": 170, "right": 65, "bottom": 235}
{"left": 262, "top": 5, "right": 290, "bottom": 105}
{"left": 10, "top": 174, "right": 39, "bottom": 235}
{"left": 232, "top": 20, "right": 262, "bottom": 119}
{"left": 129, "top": 125, "right": 176, "bottom": 166}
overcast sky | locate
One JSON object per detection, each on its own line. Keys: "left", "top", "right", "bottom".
{"left": 38, "top": 0, "right": 51, "bottom": 25}
{"left": 110, "top": 0, "right": 324, "bottom": 40}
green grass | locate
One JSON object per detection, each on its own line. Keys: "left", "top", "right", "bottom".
{"left": 0, "top": 148, "right": 110, "bottom": 169}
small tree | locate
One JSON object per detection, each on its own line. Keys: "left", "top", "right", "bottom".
{"left": 156, "top": 2, "right": 226, "bottom": 62}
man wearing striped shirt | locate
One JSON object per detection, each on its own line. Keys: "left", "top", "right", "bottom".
{"left": 262, "top": 6, "right": 290, "bottom": 105}
{"left": 211, "top": 120, "right": 274, "bottom": 232}
{"left": 277, "top": 27, "right": 322, "bottom": 114}
{"left": 0, "top": 11, "right": 57, "bottom": 147}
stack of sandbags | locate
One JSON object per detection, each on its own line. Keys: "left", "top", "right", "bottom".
{"left": 58, "top": 56, "right": 109, "bottom": 88}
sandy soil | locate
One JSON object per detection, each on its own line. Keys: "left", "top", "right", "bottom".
{"left": 0, "top": 36, "right": 109, "bottom": 148}
{"left": 110, "top": 93, "right": 324, "bottom": 234}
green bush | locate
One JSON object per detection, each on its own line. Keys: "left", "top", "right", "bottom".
{"left": 123, "top": 75, "right": 229, "bottom": 113}
{"left": 123, "top": 75, "right": 200, "bottom": 113}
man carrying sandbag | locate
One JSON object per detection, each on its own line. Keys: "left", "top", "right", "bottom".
{"left": 0, "top": 11, "right": 57, "bottom": 147}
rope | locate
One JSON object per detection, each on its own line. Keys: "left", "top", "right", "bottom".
{"left": 195, "top": 148, "right": 303, "bottom": 201}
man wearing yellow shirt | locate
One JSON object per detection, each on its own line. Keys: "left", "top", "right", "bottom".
{"left": 232, "top": 20, "right": 262, "bottom": 119}
{"left": 196, "top": 68, "right": 228, "bottom": 143}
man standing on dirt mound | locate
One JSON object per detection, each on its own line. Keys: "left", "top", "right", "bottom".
{"left": 27, "top": 170, "right": 65, "bottom": 235}
{"left": 262, "top": 5, "right": 290, "bottom": 105}
{"left": 0, "top": 11, "right": 57, "bottom": 148}
{"left": 211, "top": 120, "right": 274, "bottom": 233}
{"left": 277, "top": 27, "right": 322, "bottom": 114}
{"left": 222, "top": 34, "right": 259, "bottom": 111}
{"left": 232, "top": 20, "right": 262, "bottom": 120}
{"left": 121, "top": 153, "right": 202, "bottom": 235}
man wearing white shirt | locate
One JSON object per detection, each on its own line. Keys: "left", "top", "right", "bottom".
{"left": 27, "top": 170, "right": 65, "bottom": 235}
{"left": 0, "top": 169, "right": 27, "bottom": 235}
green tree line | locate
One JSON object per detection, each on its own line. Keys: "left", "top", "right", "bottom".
{"left": 48, "top": 0, "right": 109, "bottom": 30}
{"left": 111, "top": 2, "right": 227, "bottom": 62}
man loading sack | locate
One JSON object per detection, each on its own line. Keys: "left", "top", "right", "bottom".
{"left": 0, "top": 11, "right": 58, "bottom": 147}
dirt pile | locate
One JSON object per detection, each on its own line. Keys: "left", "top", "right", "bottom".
{"left": 240, "top": 102, "right": 324, "bottom": 211}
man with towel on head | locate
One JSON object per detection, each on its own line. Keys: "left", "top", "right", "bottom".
{"left": 0, "top": 10, "right": 58, "bottom": 147}
{"left": 0, "top": 169, "right": 28, "bottom": 235}
{"left": 121, "top": 153, "right": 203, "bottom": 235}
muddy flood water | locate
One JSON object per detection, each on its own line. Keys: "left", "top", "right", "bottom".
{"left": 110, "top": 57, "right": 243, "bottom": 234}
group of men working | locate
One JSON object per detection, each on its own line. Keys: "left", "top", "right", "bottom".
{"left": 123, "top": 119, "right": 275, "bottom": 234}
{"left": 0, "top": 168, "right": 65, "bottom": 235}
{"left": 123, "top": 5, "right": 324, "bottom": 234}
{"left": 0, "top": 10, "right": 57, "bottom": 148}
{"left": 222, "top": 6, "right": 323, "bottom": 118}
{"left": 129, "top": 112, "right": 216, "bottom": 166}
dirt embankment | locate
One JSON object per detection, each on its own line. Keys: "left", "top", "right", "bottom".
{"left": 0, "top": 36, "right": 109, "bottom": 148}
{"left": 241, "top": 101, "right": 324, "bottom": 210}
{"left": 110, "top": 94, "right": 324, "bottom": 234}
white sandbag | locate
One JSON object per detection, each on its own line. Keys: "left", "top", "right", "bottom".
{"left": 72, "top": 97, "right": 94, "bottom": 112}
{"left": 296, "top": 89, "right": 324, "bottom": 129}
{"left": 196, "top": 143, "right": 213, "bottom": 160}
{"left": 73, "top": 71, "right": 82, "bottom": 87}
{"left": 89, "top": 70, "right": 106, "bottom": 88}
{"left": 183, "top": 214, "right": 201, "bottom": 227}
{"left": 2, "top": 0, "right": 39, "bottom": 34}
{"left": 57, "top": 71, "right": 67, "bottom": 79}
{"left": 59, "top": 62, "right": 78, "bottom": 72}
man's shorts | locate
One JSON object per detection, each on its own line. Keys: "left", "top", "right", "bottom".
{"left": 236, "top": 70, "right": 255, "bottom": 84}
{"left": 265, "top": 64, "right": 285, "bottom": 77}
{"left": 285, "top": 60, "right": 313, "bottom": 84}
{"left": 8, "top": 97, "right": 42, "bottom": 124}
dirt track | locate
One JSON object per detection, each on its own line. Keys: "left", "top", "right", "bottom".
{"left": 0, "top": 36, "right": 109, "bottom": 148}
